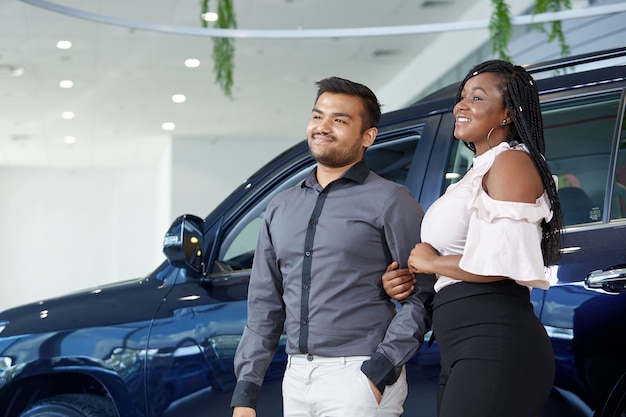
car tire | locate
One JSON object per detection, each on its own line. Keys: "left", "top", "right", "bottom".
{"left": 20, "top": 394, "right": 117, "bottom": 417}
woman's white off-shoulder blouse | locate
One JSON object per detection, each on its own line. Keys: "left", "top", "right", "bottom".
{"left": 420, "top": 141, "right": 553, "bottom": 292}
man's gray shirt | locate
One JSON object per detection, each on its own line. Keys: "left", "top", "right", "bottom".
{"left": 231, "top": 160, "right": 435, "bottom": 409}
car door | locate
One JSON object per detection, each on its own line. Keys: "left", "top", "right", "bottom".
{"left": 538, "top": 88, "right": 626, "bottom": 416}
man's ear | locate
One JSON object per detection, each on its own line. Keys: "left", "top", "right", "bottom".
{"left": 362, "top": 127, "right": 377, "bottom": 149}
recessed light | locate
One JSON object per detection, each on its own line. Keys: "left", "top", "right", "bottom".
{"left": 61, "top": 111, "right": 75, "bottom": 120}
{"left": 59, "top": 80, "right": 74, "bottom": 88}
{"left": 56, "top": 40, "right": 72, "bottom": 49}
{"left": 184, "top": 58, "right": 201, "bottom": 68}
{"left": 162, "top": 122, "right": 176, "bottom": 131}
{"left": 201, "top": 12, "right": 218, "bottom": 22}
{"left": 172, "top": 94, "right": 186, "bottom": 103}
{"left": 63, "top": 136, "right": 76, "bottom": 145}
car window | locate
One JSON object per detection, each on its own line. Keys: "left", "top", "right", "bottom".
{"left": 443, "top": 140, "right": 473, "bottom": 190}
{"left": 610, "top": 106, "right": 626, "bottom": 221}
{"left": 214, "top": 136, "right": 421, "bottom": 274}
{"left": 219, "top": 169, "right": 308, "bottom": 271}
{"left": 364, "top": 136, "right": 421, "bottom": 185}
{"left": 444, "top": 91, "right": 623, "bottom": 227}
{"left": 543, "top": 92, "right": 621, "bottom": 226}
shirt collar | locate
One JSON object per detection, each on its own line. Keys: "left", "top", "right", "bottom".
{"left": 302, "top": 160, "right": 370, "bottom": 189}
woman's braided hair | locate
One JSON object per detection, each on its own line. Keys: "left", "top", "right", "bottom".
{"left": 457, "top": 59, "right": 563, "bottom": 266}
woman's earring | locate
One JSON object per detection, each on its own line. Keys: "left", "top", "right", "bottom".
{"left": 501, "top": 119, "right": 507, "bottom": 126}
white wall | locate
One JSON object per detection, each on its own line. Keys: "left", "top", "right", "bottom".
{"left": 0, "top": 135, "right": 299, "bottom": 311}
{"left": 170, "top": 135, "right": 302, "bottom": 218}
{"left": 0, "top": 165, "right": 165, "bottom": 310}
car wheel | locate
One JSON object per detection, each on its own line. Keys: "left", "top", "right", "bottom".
{"left": 20, "top": 394, "right": 117, "bottom": 417}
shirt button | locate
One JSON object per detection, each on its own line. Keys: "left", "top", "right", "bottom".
{"left": 307, "top": 354, "right": 314, "bottom": 362}
{"left": 305, "top": 251, "right": 311, "bottom": 257}
{"left": 301, "top": 319, "right": 308, "bottom": 325}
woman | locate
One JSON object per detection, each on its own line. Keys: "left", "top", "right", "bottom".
{"left": 403, "top": 60, "right": 563, "bottom": 416}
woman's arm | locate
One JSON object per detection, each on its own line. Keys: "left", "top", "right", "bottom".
{"left": 408, "top": 242, "right": 505, "bottom": 283}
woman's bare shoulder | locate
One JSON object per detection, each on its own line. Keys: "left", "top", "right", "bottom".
{"left": 485, "top": 149, "right": 543, "bottom": 202}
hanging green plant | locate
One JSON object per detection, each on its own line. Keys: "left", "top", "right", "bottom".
{"left": 201, "top": 0, "right": 237, "bottom": 98}
{"left": 489, "top": 0, "right": 571, "bottom": 62}
{"left": 489, "top": 0, "right": 513, "bottom": 61}
{"left": 532, "top": 0, "right": 572, "bottom": 57}
{"left": 199, "top": 0, "right": 572, "bottom": 96}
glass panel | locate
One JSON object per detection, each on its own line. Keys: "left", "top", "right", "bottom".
{"left": 217, "top": 169, "right": 307, "bottom": 272}
{"left": 610, "top": 107, "right": 626, "bottom": 221}
{"left": 442, "top": 92, "right": 622, "bottom": 227}
{"left": 443, "top": 140, "right": 474, "bottom": 192}
{"left": 364, "top": 136, "right": 420, "bottom": 185}
{"left": 543, "top": 92, "right": 621, "bottom": 226}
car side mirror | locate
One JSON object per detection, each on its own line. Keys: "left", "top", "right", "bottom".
{"left": 163, "top": 214, "right": 206, "bottom": 276}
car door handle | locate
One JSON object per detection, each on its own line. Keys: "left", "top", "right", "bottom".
{"left": 585, "top": 266, "right": 626, "bottom": 293}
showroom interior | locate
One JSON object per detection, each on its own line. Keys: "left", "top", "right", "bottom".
{"left": 0, "top": 0, "right": 625, "bottom": 311}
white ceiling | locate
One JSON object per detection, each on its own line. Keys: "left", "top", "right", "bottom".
{"left": 0, "top": 0, "right": 612, "bottom": 169}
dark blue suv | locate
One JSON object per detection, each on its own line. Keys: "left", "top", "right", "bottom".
{"left": 1, "top": 48, "right": 626, "bottom": 417}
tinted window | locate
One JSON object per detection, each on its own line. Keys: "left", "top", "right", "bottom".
{"left": 543, "top": 92, "right": 622, "bottom": 226}
{"left": 364, "top": 136, "right": 420, "bottom": 185}
{"left": 443, "top": 140, "right": 473, "bottom": 190}
{"left": 443, "top": 91, "right": 623, "bottom": 227}
{"left": 610, "top": 103, "right": 626, "bottom": 221}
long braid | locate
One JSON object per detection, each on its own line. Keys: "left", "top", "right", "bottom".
{"left": 458, "top": 60, "right": 564, "bottom": 266}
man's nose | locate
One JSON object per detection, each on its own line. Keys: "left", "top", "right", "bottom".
{"left": 317, "top": 118, "right": 330, "bottom": 133}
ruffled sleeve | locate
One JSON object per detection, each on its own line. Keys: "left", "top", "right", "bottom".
{"left": 459, "top": 144, "right": 553, "bottom": 290}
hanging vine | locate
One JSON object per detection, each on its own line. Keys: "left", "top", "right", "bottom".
{"left": 200, "top": 1, "right": 573, "bottom": 96}
{"left": 489, "top": 0, "right": 571, "bottom": 61}
{"left": 531, "top": 0, "right": 572, "bottom": 57}
{"left": 201, "top": 0, "right": 237, "bottom": 98}
{"left": 489, "top": 0, "right": 513, "bottom": 61}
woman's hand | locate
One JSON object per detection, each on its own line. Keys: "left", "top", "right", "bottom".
{"left": 408, "top": 243, "right": 439, "bottom": 275}
{"left": 382, "top": 262, "right": 415, "bottom": 301}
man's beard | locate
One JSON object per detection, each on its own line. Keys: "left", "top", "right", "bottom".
{"left": 309, "top": 136, "right": 361, "bottom": 168}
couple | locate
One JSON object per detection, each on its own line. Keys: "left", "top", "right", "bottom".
{"left": 231, "top": 60, "right": 563, "bottom": 417}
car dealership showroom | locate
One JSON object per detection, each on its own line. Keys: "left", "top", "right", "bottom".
{"left": 1, "top": 1, "right": 626, "bottom": 416}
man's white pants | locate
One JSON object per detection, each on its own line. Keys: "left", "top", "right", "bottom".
{"left": 282, "top": 354, "right": 407, "bottom": 417}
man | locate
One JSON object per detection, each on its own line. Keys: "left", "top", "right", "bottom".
{"left": 231, "top": 76, "right": 434, "bottom": 417}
